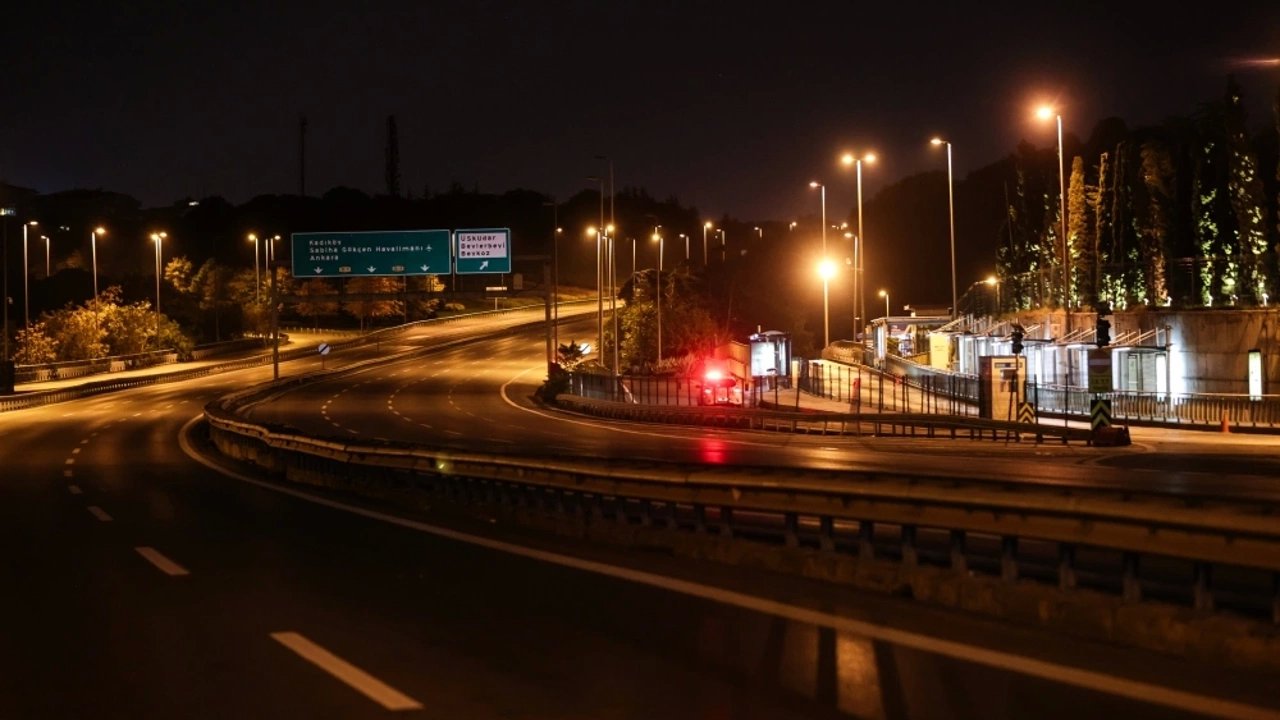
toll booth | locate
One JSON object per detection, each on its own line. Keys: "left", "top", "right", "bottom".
{"left": 749, "top": 330, "right": 791, "bottom": 389}
{"left": 978, "top": 355, "right": 1026, "bottom": 420}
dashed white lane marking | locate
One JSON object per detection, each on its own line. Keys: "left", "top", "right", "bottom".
{"left": 68, "top": 485, "right": 83, "bottom": 495}
{"left": 87, "top": 506, "right": 112, "bottom": 522}
{"left": 63, "top": 470, "right": 73, "bottom": 478}
{"left": 72, "top": 448, "right": 81, "bottom": 455}
{"left": 346, "top": 428, "right": 360, "bottom": 435}
{"left": 134, "top": 547, "right": 190, "bottom": 576}
{"left": 269, "top": 632, "right": 422, "bottom": 711}
{"left": 132, "top": 412, "right": 141, "bottom": 418}
{"left": 65, "top": 458, "right": 76, "bottom": 465}
{"left": 80, "top": 439, "right": 90, "bottom": 445}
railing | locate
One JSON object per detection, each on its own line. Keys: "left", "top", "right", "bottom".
{"left": 204, "top": 378, "right": 1280, "bottom": 669}
{"left": 15, "top": 349, "right": 180, "bottom": 383}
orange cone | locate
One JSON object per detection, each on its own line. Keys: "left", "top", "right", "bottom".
{"left": 1220, "top": 411, "right": 1230, "bottom": 433}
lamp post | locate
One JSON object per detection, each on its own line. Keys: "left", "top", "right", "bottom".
{"left": 248, "top": 233, "right": 260, "bottom": 302}
{"left": 808, "top": 182, "right": 826, "bottom": 254}
{"left": 42, "top": 235, "right": 50, "bottom": 277}
{"left": 930, "top": 138, "right": 958, "bottom": 319}
{"left": 680, "top": 233, "right": 689, "bottom": 261}
{"left": 878, "top": 289, "right": 890, "bottom": 319}
{"left": 150, "top": 232, "right": 167, "bottom": 346}
{"left": 717, "top": 228, "right": 726, "bottom": 262}
{"left": 653, "top": 230, "right": 665, "bottom": 365}
{"left": 1037, "top": 105, "right": 1069, "bottom": 306}
{"left": 702, "top": 221, "right": 712, "bottom": 265}
{"left": 818, "top": 258, "right": 836, "bottom": 347}
{"left": 605, "top": 223, "right": 618, "bottom": 379}
{"left": 587, "top": 176, "right": 605, "bottom": 354}
{"left": 91, "top": 227, "right": 105, "bottom": 298}
{"left": 22, "top": 221, "right": 36, "bottom": 328}
{"left": 841, "top": 151, "right": 876, "bottom": 341}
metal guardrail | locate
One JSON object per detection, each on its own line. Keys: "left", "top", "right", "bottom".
{"left": 204, "top": 353, "right": 1280, "bottom": 636}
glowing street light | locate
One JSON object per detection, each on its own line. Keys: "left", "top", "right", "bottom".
{"left": 841, "top": 151, "right": 876, "bottom": 339}
{"left": 1036, "top": 104, "right": 1069, "bottom": 306}
{"left": 809, "top": 181, "right": 826, "bottom": 253}
{"left": 150, "top": 231, "right": 167, "bottom": 347}
{"left": 22, "top": 220, "right": 37, "bottom": 328}
{"left": 91, "top": 227, "right": 106, "bottom": 298}
{"left": 702, "top": 221, "right": 712, "bottom": 265}
{"left": 587, "top": 226, "right": 603, "bottom": 356}
{"left": 818, "top": 258, "right": 836, "bottom": 347}
{"left": 930, "top": 137, "right": 958, "bottom": 319}
{"left": 247, "top": 233, "right": 260, "bottom": 302}
{"left": 652, "top": 230, "right": 665, "bottom": 364}
{"left": 985, "top": 275, "right": 1001, "bottom": 315}
{"left": 680, "top": 232, "right": 689, "bottom": 261}
{"left": 42, "top": 235, "right": 50, "bottom": 277}
{"left": 878, "top": 289, "right": 890, "bottom": 319}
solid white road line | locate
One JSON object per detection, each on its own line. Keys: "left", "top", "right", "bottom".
{"left": 68, "top": 485, "right": 83, "bottom": 495}
{"left": 269, "top": 632, "right": 422, "bottom": 711}
{"left": 63, "top": 470, "right": 73, "bottom": 478}
{"left": 64, "top": 458, "right": 75, "bottom": 465}
{"left": 87, "top": 506, "right": 112, "bottom": 522}
{"left": 178, "top": 413, "right": 1280, "bottom": 720}
{"left": 72, "top": 448, "right": 81, "bottom": 455}
{"left": 134, "top": 546, "right": 190, "bottom": 576}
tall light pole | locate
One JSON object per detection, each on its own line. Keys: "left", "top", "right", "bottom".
{"left": 930, "top": 138, "right": 958, "bottom": 319}
{"left": 680, "top": 233, "right": 689, "bottom": 261}
{"left": 985, "top": 275, "right": 1000, "bottom": 316}
{"left": 753, "top": 226, "right": 763, "bottom": 241}
{"left": 818, "top": 258, "right": 835, "bottom": 347}
{"left": 248, "top": 233, "right": 260, "bottom": 302}
{"left": 1037, "top": 105, "right": 1069, "bottom": 307}
{"left": 809, "top": 182, "right": 826, "bottom": 254}
{"left": 587, "top": 176, "right": 605, "bottom": 355}
{"left": 841, "top": 151, "right": 876, "bottom": 340}
{"left": 717, "top": 228, "right": 726, "bottom": 263}
{"left": 702, "top": 221, "right": 712, "bottom": 265}
{"left": 604, "top": 223, "right": 618, "bottom": 379}
{"left": 22, "top": 221, "right": 36, "bottom": 328}
{"left": 653, "top": 230, "right": 664, "bottom": 365}
{"left": 150, "top": 231, "right": 167, "bottom": 347}
{"left": 542, "top": 199, "right": 560, "bottom": 358}
{"left": 42, "top": 235, "right": 50, "bottom": 277}
{"left": 878, "top": 289, "right": 890, "bottom": 319}
{"left": 91, "top": 227, "right": 105, "bottom": 298}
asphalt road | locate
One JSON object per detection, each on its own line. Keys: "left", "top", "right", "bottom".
{"left": 2, "top": 311, "right": 1278, "bottom": 719}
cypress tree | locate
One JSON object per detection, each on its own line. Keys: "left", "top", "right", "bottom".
{"left": 1139, "top": 140, "right": 1175, "bottom": 304}
{"left": 1223, "top": 77, "right": 1270, "bottom": 304}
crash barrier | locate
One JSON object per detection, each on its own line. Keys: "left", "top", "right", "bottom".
{"left": 555, "top": 394, "right": 1091, "bottom": 443}
{"left": 205, "top": 387, "right": 1280, "bottom": 670}
{"left": 0, "top": 300, "right": 593, "bottom": 414}
{"left": 14, "top": 349, "right": 181, "bottom": 383}
{"left": 1030, "top": 383, "right": 1280, "bottom": 431}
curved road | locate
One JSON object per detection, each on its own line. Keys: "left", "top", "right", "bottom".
{"left": 2, "top": 311, "right": 1277, "bottom": 719}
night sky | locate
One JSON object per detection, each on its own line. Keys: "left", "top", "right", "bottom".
{"left": 4, "top": 1, "right": 1279, "bottom": 222}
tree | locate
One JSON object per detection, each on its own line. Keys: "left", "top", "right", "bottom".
{"left": 191, "top": 259, "right": 235, "bottom": 341}
{"left": 14, "top": 323, "right": 58, "bottom": 364}
{"left": 1067, "top": 156, "right": 1090, "bottom": 307}
{"left": 1139, "top": 139, "right": 1175, "bottom": 304}
{"left": 1224, "top": 76, "right": 1272, "bottom": 304}
{"left": 294, "top": 278, "right": 340, "bottom": 330}
{"left": 343, "top": 277, "right": 402, "bottom": 331}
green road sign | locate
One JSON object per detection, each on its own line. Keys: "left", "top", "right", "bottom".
{"left": 291, "top": 230, "right": 451, "bottom": 278}
{"left": 455, "top": 228, "right": 511, "bottom": 274}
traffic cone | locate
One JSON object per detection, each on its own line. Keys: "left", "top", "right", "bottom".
{"left": 1220, "top": 411, "right": 1230, "bottom": 433}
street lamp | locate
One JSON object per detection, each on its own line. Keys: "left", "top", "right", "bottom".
{"left": 150, "top": 232, "right": 167, "bottom": 347}
{"left": 753, "top": 226, "right": 763, "bottom": 240}
{"left": 680, "top": 233, "right": 689, "bottom": 261}
{"left": 42, "top": 235, "right": 50, "bottom": 277}
{"left": 818, "top": 258, "right": 836, "bottom": 347}
{"left": 930, "top": 137, "right": 958, "bottom": 319}
{"left": 652, "top": 230, "right": 665, "bottom": 365}
{"left": 586, "top": 226, "right": 603, "bottom": 357}
{"left": 841, "top": 151, "right": 876, "bottom": 341}
{"left": 702, "top": 221, "right": 712, "bottom": 265}
{"left": 1036, "top": 105, "right": 1069, "bottom": 307}
{"left": 808, "top": 181, "right": 826, "bottom": 253}
{"left": 91, "top": 227, "right": 106, "bottom": 298}
{"left": 248, "top": 233, "right": 260, "bottom": 302}
{"left": 878, "top": 289, "right": 890, "bottom": 319}
{"left": 22, "top": 220, "right": 36, "bottom": 328}
{"left": 717, "top": 228, "right": 726, "bottom": 262}
{"left": 985, "top": 275, "right": 1001, "bottom": 315}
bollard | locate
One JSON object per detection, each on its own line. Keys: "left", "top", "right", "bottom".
{"left": 1221, "top": 411, "right": 1230, "bottom": 433}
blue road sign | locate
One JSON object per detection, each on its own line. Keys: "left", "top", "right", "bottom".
{"left": 292, "top": 230, "right": 451, "bottom": 278}
{"left": 454, "top": 228, "right": 511, "bottom": 274}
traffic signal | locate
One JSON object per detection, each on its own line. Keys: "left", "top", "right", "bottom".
{"left": 1010, "top": 324, "right": 1024, "bottom": 355}
{"left": 1095, "top": 302, "right": 1112, "bottom": 348}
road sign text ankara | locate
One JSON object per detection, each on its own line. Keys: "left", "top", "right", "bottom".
{"left": 292, "top": 230, "right": 451, "bottom": 278}
{"left": 455, "top": 228, "right": 511, "bottom": 274}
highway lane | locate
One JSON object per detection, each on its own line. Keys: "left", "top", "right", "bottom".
{"left": 248, "top": 316, "right": 1280, "bottom": 504}
{"left": 3, "top": 312, "right": 1278, "bottom": 718}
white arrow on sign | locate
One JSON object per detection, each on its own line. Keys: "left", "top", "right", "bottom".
{"left": 367, "top": 266, "right": 376, "bottom": 272}
{"left": 420, "top": 265, "right": 430, "bottom": 272}
{"left": 314, "top": 267, "right": 323, "bottom": 274}
{"left": 478, "top": 260, "right": 489, "bottom": 270}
